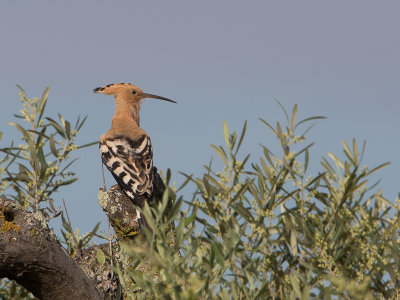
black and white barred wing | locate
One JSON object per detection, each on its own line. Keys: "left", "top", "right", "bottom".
{"left": 99, "top": 134, "right": 153, "bottom": 207}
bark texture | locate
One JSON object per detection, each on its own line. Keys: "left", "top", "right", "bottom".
{"left": 0, "top": 167, "right": 170, "bottom": 299}
{"left": 0, "top": 197, "right": 103, "bottom": 300}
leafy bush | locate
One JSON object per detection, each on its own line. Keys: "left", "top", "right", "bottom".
{"left": 1, "top": 87, "right": 399, "bottom": 299}
{"left": 0, "top": 86, "right": 96, "bottom": 215}
{"left": 0, "top": 86, "right": 99, "bottom": 298}
{"left": 120, "top": 103, "right": 399, "bottom": 299}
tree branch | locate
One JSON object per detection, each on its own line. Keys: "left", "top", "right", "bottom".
{"left": 0, "top": 197, "right": 102, "bottom": 300}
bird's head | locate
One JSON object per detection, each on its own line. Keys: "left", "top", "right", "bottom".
{"left": 93, "top": 83, "right": 177, "bottom": 105}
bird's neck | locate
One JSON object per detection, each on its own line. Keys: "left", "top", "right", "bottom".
{"left": 112, "top": 99, "right": 141, "bottom": 127}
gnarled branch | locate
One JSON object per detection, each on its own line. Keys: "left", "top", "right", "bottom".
{"left": 0, "top": 197, "right": 102, "bottom": 300}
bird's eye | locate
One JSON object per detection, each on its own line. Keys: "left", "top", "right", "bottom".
{"left": 132, "top": 90, "right": 136, "bottom": 95}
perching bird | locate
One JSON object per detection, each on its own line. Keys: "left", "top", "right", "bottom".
{"left": 94, "top": 83, "right": 177, "bottom": 223}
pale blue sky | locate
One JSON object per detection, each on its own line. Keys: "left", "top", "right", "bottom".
{"left": 1, "top": 1, "right": 399, "bottom": 235}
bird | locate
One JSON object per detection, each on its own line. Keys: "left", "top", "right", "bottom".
{"left": 94, "top": 83, "right": 177, "bottom": 224}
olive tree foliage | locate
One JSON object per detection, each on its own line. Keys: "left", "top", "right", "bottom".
{"left": 1, "top": 87, "right": 400, "bottom": 299}
{"left": 120, "top": 102, "right": 400, "bottom": 299}
{"left": 0, "top": 86, "right": 98, "bottom": 299}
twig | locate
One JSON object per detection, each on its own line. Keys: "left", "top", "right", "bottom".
{"left": 102, "top": 162, "right": 106, "bottom": 190}
{"left": 62, "top": 199, "right": 80, "bottom": 257}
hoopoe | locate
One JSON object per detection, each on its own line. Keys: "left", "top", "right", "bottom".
{"left": 94, "top": 83, "right": 177, "bottom": 223}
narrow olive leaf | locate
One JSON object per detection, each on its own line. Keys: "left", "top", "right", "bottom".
{"left": 184, "top": 207, "right": 197, "bottom": 226}
{"left": 228, "top": 182, "right": 249, "bottom": 205}
{"left": 167, "top": 196, "right": 182, "bottom": 221}
{"left": 96, "top": 249, "right": 106, "bottom": 267}
{"left": 211, "top": 242, "right": 225, "bottom": 267}
{"left": 223, "top": 120, "right": 231, "bottom": 152}
{"left": 300, "top": 123, "right": 316, "bottom": 138}
{"left": 204, "top": 174, "right": 220, "bottom": 190}
{"left": 261, "top": 145, "right": 275, "bottom": 169}
{"left": 76, "top": 115, "right": 88, "bottom": 131}
{"left": 176, "top": 172, "right": 193, "bottom": 192}
{"left": 294, "top": 116, "right": 327, "bottom": 130}
{"left": 59, "top": 158, "right": 79, "bottom": 174}
{"left": 342, "top": 140, "right": 356, "bottom": 165}
{"left": 232, "top": 203, "right": 253, "bottom": 222}
{"left": 260, "top": 157, "right": 272, "bottom": 182}
{"left": 352, "top": 138, "right": 358, "bottom": 163}
{"left": 58, "top": 113, "right": 66, "bottom": 128}
{"left": 77, "top": 141, "right": 98, "bottom": 149}
{"left": 36, "top": 87, "right": 49, "bottom": 127}
{"left": 276, "top": 122, "right": 285, "bottom": 150}
{"left": 290, "top": 273, "right": 302, "bottom": 299}
{"left": 252, "top": 282, "right": 269, "bottom": 300}
{"left": 304, "top": 148, "right": 310, "bottom": 172}
{"left": 290, "top": 104, "right": 298, "bottom": 133}
{"left": 321, "top": 157, "right": 336, "bottom": 178}
{"left": 37, "top": 146, "right": 48, "bottom": 177}
{"left": 58, "top": 178, "right": 78, "bottom": 186}
{"left": 248, "top": 183, "right": 263, "bottom": 209}
{"left": 211, "top": 144, "right": 228, "bottom": 166}
{"left": 274, "top": 98, "right": 289, "bottom": 123}
{"left": 45, "top": 117, "right": 66, "bottom": 138}
{"left": 175, "top": 214, "right": 186, "bottom": 247}
{"left": 49, "top": 135, "right": 58, "bottom": 157}
{"left": 364, "top": 162, "right": 390, "bottom": 177}
{"left": 327, "top": 152, "right": 344, "bottom": 170}
{"left": 259, "top": 118, "right": 277, "bottom": 135}
{"left": 295, "top": 142, "right": 315, "bottom": 157}
{"left": 8, "top": 121, "right": 28, "bottom": 137}
{"left": 234, "top": 120, "right": 247, "bottom": 155}
{"left": 29, "top": 127, "right": 49, "bottom": 148}
{"left": 209, "top": 242, "right": 215, "bottom": 266}
{"left": 359, "top": 139, "right": 367, "bottom": 162}
{"left": 16, "top": 84, "right": 28, "bottom": 96}
{"left": 141, "top": 203, "right": 156, "bottom": 233}
{"left": 18, "top": 163, "right": 29, "bottom": 175}
{"left": 231, "top": 131, "right": 237, "bottom": 148}
{"left": 166, "top": 168, "right": 172, "bottom": 183}
{"left": 26, "top": 137, "right": 39, "bottom": 171}
{"left": 65, "top": 120, "right": 71, "bottom": 139}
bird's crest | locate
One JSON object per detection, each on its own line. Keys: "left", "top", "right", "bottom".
{"left": 94, "top": 83, "right": 142, "bottom": 97}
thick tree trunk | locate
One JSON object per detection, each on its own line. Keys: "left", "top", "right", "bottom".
{"left": 0, "top": 197, "right": 103, "bottom": 300}
{"left": 0, "top": 167, "right": 170, "bottom": 299}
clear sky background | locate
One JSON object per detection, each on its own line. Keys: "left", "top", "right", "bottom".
{"left": 0, "top": 1, "right": 399, "bottom": 235}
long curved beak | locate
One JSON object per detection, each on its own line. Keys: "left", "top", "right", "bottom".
{"left": 143, "top": 93, "right": 177, "bottom": 103}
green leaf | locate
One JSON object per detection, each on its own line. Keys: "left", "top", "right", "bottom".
{"left": 327, "top": 152, "right": 344, "bottom": 170}
{"left": 304, "top": 148, "right": 309, "bottom": 172}
{"left": 65, "top": 120, "right": 71, "bottom": 139}
{"left": 76, "top": 115, "right": 88, "bottom": 131}
{"left": 211, "top": 144, "right": 228, "bottom": 167}
{"left": 58, "top": 178, "right": 78, "bottom": 186}
{"left": 234, "top": 120, "right": 247, "bottom": 155}
{"left": 184, "top": 206, "right": 197, "bottom": 226}
{"left": 274, "top": 98, "right": 289, "bottom": 123}
{"left": 45, "top": 117, "right": 66, "bottom": 138}
{"left": 294, "top": 116, "right": 327, "bottom": 130}
{"left": 290, "top": 274, "right": 302, "bottom": 299}
{"left": 211, "top": 242, "right": 225, "bottom": 267}
{"left": 289, "top": 104, "right": 298, "bottom": 133}
{"left": 77, "top": 141, "right": 98, "bottom": 149}
{"left": 96, "top": 249, "right": 106, "bottom": 267}
{"left": 49, "top": 135, "right": 58, "bottom": 157}
{"left": 36, "top": 87, "right": 49, "bottom": 127}
{"left": 259, "top": 118, "right": 277, "bottom": 135}
{"left": 223, "top": 120, "right": 230, "bottom": 152}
